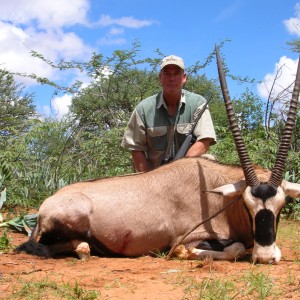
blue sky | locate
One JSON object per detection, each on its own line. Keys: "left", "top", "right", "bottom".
{"left": 0, "top": 0, "right": 299, "bottom": 118}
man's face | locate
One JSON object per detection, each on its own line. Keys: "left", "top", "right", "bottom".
{"left": 159, "top": 65, "right": 186, "bottom": 94}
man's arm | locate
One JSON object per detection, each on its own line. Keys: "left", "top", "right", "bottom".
{"left": 131, "top": 150, "right": 150, "bottom": 172}
{"left": 185, "top": 138, "right": 212, "bottom": 157}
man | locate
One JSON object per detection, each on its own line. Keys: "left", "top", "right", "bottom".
{"left": 121, "top": 55, "right": 216, "bottom": 172}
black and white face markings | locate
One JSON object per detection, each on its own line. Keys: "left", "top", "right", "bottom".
{"left": 243, "top": 182, "right": 286, "bottom": 263}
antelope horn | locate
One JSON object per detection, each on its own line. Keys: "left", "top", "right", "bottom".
{"left": 215, "top": 46, "right": 260, "bottom": 187}
{"left": 268, "top": 57, "right": 300, "bottom": 187}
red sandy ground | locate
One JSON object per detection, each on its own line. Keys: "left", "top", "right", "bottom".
{"left": 0, "top": 220, "right": 299, "bottom": 299}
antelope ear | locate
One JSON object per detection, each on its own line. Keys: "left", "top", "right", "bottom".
{"left": 282, "top": 180, "right": 300, "bottom": 198}
{"left": 209, "top": 180, "right": 247, "bottom": 196}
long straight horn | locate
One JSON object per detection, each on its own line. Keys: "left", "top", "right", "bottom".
{"left": 268, "top": 56, "right": 300, "bottom": 187}
{"left": 215, "top": 46, "right": 260, "bottom": 186}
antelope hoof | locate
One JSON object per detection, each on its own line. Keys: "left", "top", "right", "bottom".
{"left": 72, "top": 241, "right": 90, "bottom": 260}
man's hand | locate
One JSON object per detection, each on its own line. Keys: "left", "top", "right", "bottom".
{"left": 131, "top": 151, "right": 150, "bottom": 172}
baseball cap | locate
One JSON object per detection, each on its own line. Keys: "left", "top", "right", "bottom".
{"left": 160, "top": 55, "right": 184, "bottom": 70}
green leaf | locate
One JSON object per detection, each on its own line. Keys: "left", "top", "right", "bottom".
{"left": 0, "top": 214, "right": 37, "bottom": 236}
{"left": 0, "top": 230, "right": 11, "bottom": 253}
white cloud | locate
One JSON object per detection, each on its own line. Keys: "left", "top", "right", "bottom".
{"left": 0, "top": 22, "right": 52, "bottom": 85}
{"left": 49, "top": 94, "right": 73, "bottom": 119}
{"left": 109, "top": 27, "right": 125, "bottom": 35}
{"left": 257, "top": 56, "right": 298, "bottom": 100}
{"left": 0, "top": 0, "right": 94, "bottom": 120}
{"left": 283, "top": 3, "right": 300, "bottom": 36}
{"left": 1, "top": 0, "right": 90, "bottom": 29}
{"left": 0, "top": 22, "right": 92, "bottom": 83}
{"left": 0, "top": 0, "right": 94, "bottom": 87}
{"left": 97, "top": 15, "right": 156, "bottom": 28}
{"left": 0, "top": 0, "right": 158, "bottom": 117}
{"left": 0, "top": 1, "right": 157, "bottom": 81}
{"left": 95, "top": 14, "right": 157, "bottom": 46}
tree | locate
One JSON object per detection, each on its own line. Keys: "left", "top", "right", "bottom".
{"left": 70, "top": 69, "right": 159, "bottom": 130}
{"left": 0, "top": 69, "right": 37, "bottom": 143}
{"left": 231, "top": 88, "right": 264, "bottom": 132}
{"left": 0, "top": 69, "right": 38, "bottom": 193}
{"left": 0, "top": 70, "right": 46, "bottom": 209}
{"left": 287, "top": 39, "right": 300, "bottom": 53}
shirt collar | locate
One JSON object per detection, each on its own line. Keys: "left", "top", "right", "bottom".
{"left": 156, "top": 90, "right": 186, "bottom": 109}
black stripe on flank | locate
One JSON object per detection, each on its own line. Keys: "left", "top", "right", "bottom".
{"left": 196, "top": 239, "right": 235, "bottom": 252}
{"left": 88, "top": 236, "right": 123, "bottom": 257}
{"left": 254, "top": 209, "right": 276, "bottom": 246}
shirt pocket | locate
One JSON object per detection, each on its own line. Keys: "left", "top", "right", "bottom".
{"left": 147, "top": 126, "right": 168, "bottom": 151}
{"left": 176, "top": 123, "right": 192, "bottom": 145}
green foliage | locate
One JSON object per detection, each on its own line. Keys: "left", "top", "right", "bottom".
{"left": 282, "top": 171, "right": 300, "bottom": 219}
{"left": 2, "top": 119, "right": 69, "bottom": 207}
{"left": 287, "top": 39, "right": 300, "bottom": 53}
{"left": 184, "top": 276, "right": 236, "bottom": 300}
{"left": 0, "top": 214, "right": 37, "bottom": 236}
{"left": 0, "top": 230, "right": 11, "bottom": 253}
{"left": 12, "top": 279, "right": 99, "bottom": 300}
{"left": 0, "top": 69, "right": 37, "bottom": 137}
{"left": 210, "top": 128, "right": 239, "bottom": 165}
{"left": 71, "top": 68, "right": 159, "bottom": 129}
{"left": 283, "top": 197, "right": 300, "bottom": 220}
{"left": 243, "top": 271, "right": 274, "bottom": 299}
{"left": 0, "top": 68, "right": 41, "bottom": 208}
{"left": 232, "top": 89, "right": 264, "bottom": 131}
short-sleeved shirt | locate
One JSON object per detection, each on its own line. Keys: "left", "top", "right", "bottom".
{"left": 121, "top": 89, "right": 216, "bottom": 169}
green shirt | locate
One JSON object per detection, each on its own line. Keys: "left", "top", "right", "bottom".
{"left": 121, "top": 89, "right": 216, "bottom": 169}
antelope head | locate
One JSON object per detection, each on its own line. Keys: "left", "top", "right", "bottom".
{"left": 215, "top": 47, "right": 300, "bottom": 263}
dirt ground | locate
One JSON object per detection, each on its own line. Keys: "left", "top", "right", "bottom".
{"left": 0, "top": 220, "right": 300, "bottom": 300}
